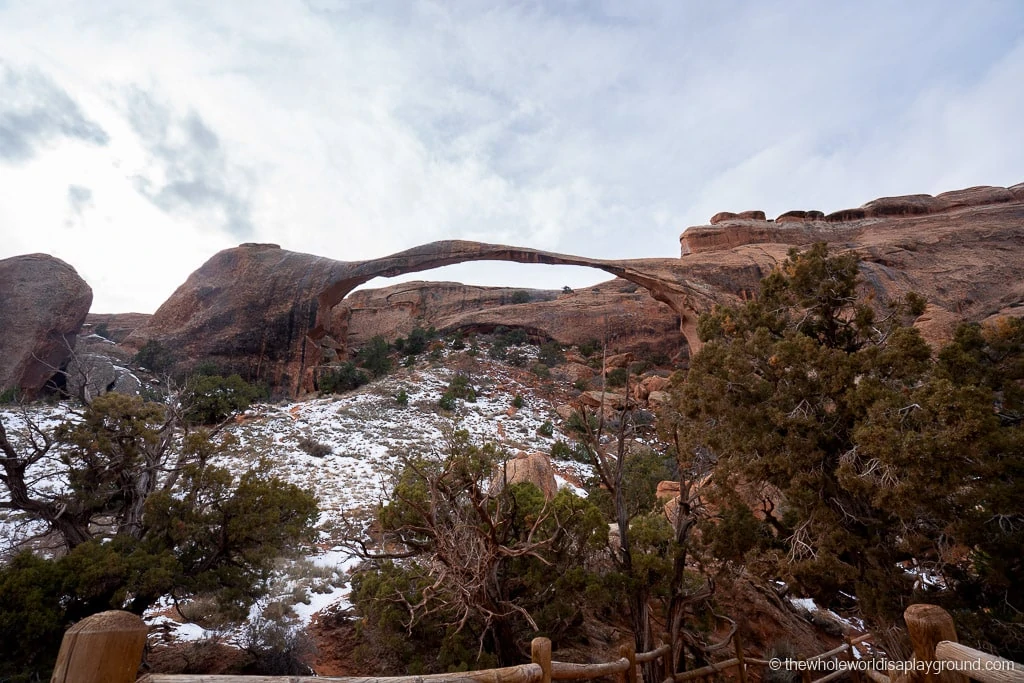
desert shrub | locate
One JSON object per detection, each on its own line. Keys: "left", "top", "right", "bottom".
{"left": 506, "top": 328, "right": 529, "bottom": 345}
{"left": 297, "top": 435, "right": 332, "bottom": 458}
{"left": 93, "top": 322, "right": 110, "bottom": 339}
{"left": 318, "top": 363, "right": 367, "bottom": 394}
{"left": 445, "top": 373, "right": 477, "bottom": 402}
{"left": 531, "top": 362, "right": 550, "bottom": 379}
{"left": 134, "top": 339, "right": 175, "bottom": 373}
{"left": 606, "top": 367, "right": 628, "bottom": 387}
{"left": 240, "top": 615, "right": 317, "bottom": 676}
{"left": 0, "top": 552, "right": 66, "bottom": 681}
{"left": 510, "top": 290, "right": 531, "bottom": 304}
{"left": 578, "top": 339, "right": 600, "bottom": 358}
{"left": 451, "top": 331, "right": 466, "bottom": 350}
{"left": 511, "top": 394, "right": 524, "bottom": 409}
{"left": 506, "top": 347, "right": 527, "bottom": 366}
{"left": 182, "top": 373, "right": 263, "bottom": 425}
{"left": 396, "top": 389, "right": 409, "bottom": 406}
{"left": 358, "top": 336, "right": 393, "bottom": 377}
{"left": 438, "top": 392, "right": 457, "bottom": 411}
{"left": 551, "top": 440, "right": 591, "bottom": 464}
{"left": 566, "top": 410, "right": 599, "bottom": 437}
{"left": 550, "top": 440, "right": 573, "bottom": 460}
{"left": 0, "top": 387, "right": 20, "bottom": 405}
{"left": 538, "top": 341, "right": 565, "bottom": 366}
{"left": 572, "top": 378, "right": 589, "bottom": 391}
{"left": 763, "top": 642, "right": 801, "bottom": 683}
{"left": 537, "top": 421, "right": 554, "bottom": 437}
{"left": 402, "top": 326, "right": 431, "bottom": 356}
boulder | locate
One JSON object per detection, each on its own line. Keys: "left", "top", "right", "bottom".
{"left": 776, "top": 210, "right": 825, "bottom": 223}
{"left": 65, "top": 353, "right": 141, "bottom": 401}
{"left": 647, "top": 390, "right": 670, "bottom": 408}
{"left": 633, "top": 375, "right": 671, "bottom": 401}
{"left": 603, "top": 352, "right": 634, "bottom": 371}
{"left": 579, "top": 390, "right": 629, "bottom": 411}
{"left": 656, "top": 480, "right": 680, "bottom": 501}
{"left": 552, "top": 362, "right": 595, "bottom": 386}
{"left": 493, "top": 452, "right": 558, "bottom": 500}
{"left": 0, "top": 254, "right": 92, "bottom": 399}
{"left": 710, "top": 210, "right": 765, "bottom": 224}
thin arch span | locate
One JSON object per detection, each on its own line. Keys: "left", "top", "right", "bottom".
{"left": 311, "top": 240, "right": 707, "bottom": 351}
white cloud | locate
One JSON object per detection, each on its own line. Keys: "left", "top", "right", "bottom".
{"left": 0, "top": 0, "right": 1022, "bottom": 311}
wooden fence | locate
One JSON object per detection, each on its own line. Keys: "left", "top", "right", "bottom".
{"left": 48, "top": 605, "right": 1023, "bottom": 683}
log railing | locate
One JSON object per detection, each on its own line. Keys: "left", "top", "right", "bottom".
{"left": 48, "top": 604, "right": 1023, "bottom": 683}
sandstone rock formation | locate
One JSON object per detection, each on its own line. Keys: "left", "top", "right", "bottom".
{"left": 679, "top": 182, "right": 1024, "bottom": 348}
{"left": 124, "top": 244, "right": 357, "bottom": 394}
{"left": 339, "top": 279, "right": 684, "bottom": 360}
{"left": 128, "top": 242, "right": 714, "bottom": 396}
{"left": 65, "top": 352, "right": 141, "bottom": 401}
{"left": 0, "top": 254, "right": 92, "bottom": 398}
{"left": 492, "top": 452, "right": 558, "bottom": 500}
{"left": 128, "top": 181, "right": 1023, "bottom": 397}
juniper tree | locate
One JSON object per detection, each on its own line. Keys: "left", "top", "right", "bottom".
{"left": 0, "top": 392, "right": 318, "bottom": 679}
{"left": 666, "top": 243, "right": 1024, "bottom": 655}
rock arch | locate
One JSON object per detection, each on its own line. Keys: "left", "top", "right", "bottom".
{"left": 312, "top": 240, "right": 706, "bottom": 354}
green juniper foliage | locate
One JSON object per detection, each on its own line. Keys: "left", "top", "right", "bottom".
{"left": 0, "top": 393, "right": 319, "bottom": 680}
{"left": 666, "top": 243, "right": 1024, "bottom": 656}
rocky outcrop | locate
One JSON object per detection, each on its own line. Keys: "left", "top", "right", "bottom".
{"left": 679, "top": 182, "right": 1024, "bottom": 349}
{"left": 0, "top": 254, "right": 92, "bottom": 398}
{"left": 682, "top": 183, "right": 1024, "bottom": 255}
{"left": 128, "top": 181, "right": 1024, "bottom": 397}
{"left": 710, "top": 210, "right": 766, "bottom": 224}
{"left": 124, "top": 244, "right": 355, "bottom": 395}
{"left": 130, "top": 242, "right": 720, "bottom": 396}
{"left": 492, "top": 452, "right": 558, "bottom": 500}
{"left": 339, "top": 279, "right": 685, "bottom": 361}
{"left": 65, "top": 353, "right": 141, "bottom": 401}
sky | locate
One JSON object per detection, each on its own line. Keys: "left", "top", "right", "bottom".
{"left": 1, "top": 1, "right": 1023, "bottom": 313}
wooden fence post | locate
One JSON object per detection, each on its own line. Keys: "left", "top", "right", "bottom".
{"left": 50, "top": 610, "right": 148, "bottom": 683}
{"left": 662, "top": 633, "right": 674, "bottom": 683}
{"left": 532, "top": 637, "right": 552, "bottom": 683}
{"left": 904, "top": 604, "right": 968, "bottom": 683}
{"left": 733, "top": 632, "right": 748, "bottom": 683}
{"left": 620, "top": 641, "right": 638, "bottom": 683}
{"left": 844, "top": 634, "right": 862, "bottom": 683}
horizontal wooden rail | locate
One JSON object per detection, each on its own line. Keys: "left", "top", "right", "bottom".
{"left": 55, "top": 609, "right": 892, "bottom": 683}
{"left": 808, "top": 642, "right": 854, "bottom": 663}
{"left": 551, "top": 658, "right": 630, "bottom": 679}
{"left": 636, "top": 644, "right": 671, "bottom": 664}
{"left": 139, "top": 664, "right": 544, "bottom": 683}
{"left": 673, "top": 657, "right": 740, "bottom": 682}
{"left": 936, "top": 641, "right": 1024, "bottom": 683}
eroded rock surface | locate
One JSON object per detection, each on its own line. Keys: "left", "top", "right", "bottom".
{"left": 0, "top": 254, "right": 92, "bottom": 398}
{"left": 127, "top": 181, "right": 1023, "bottom": 396}
{"left": 679, "top": 182, "right": 1024, "bottom": 348}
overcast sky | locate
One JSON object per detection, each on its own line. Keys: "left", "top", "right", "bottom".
{"left": 1, "top": 1, "right": 1022, "bottom": 313}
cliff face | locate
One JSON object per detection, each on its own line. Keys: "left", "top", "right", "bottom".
{"left": 124, "top": 181, "right": 1023, "bottom": 396}
{"left": 339, "top": 279, "right": 685, "bottom": 357}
